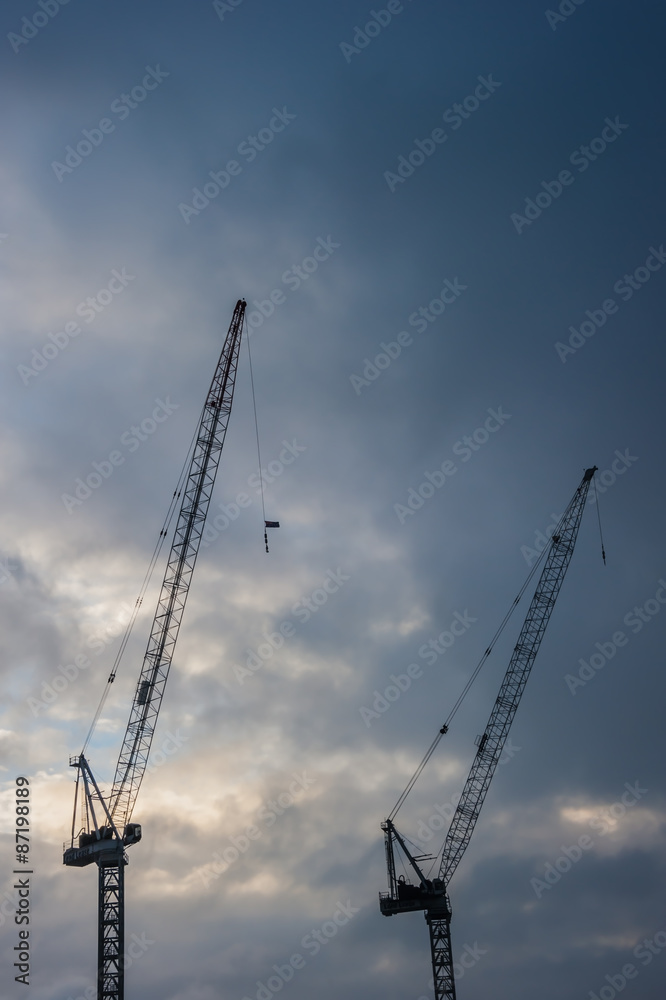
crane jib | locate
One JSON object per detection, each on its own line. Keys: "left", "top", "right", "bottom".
{"left": 108, "top": 300, "right": 246, "bottom": 830}
{"left": 379, "top": 466, "right": 598, "bottom": 1000}
{"left": 439, "top": 466, "right": 596, "bottom": 885}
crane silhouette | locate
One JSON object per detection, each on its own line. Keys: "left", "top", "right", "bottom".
{"left": 64, "top": 300, "right": 247, "bottom": 1000}
{"left": 380, "top": 466, "right": 598, "bottom": 999}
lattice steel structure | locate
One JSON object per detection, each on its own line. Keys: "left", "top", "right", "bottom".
{"left": 98, "top": 860, "right": 125, "bottom": 1000}
{"left": 426, "top": 897, "right": 455, "bottom": 1000}
{"left": 380, "top": 467, "right": 597, "bottom": 1000}
{"left": 108, "top": 298, "right": 246, "bottom": 830}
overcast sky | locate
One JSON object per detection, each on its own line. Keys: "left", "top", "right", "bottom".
{"left": 1, "top": 1, "right": 665, "bottom": 999}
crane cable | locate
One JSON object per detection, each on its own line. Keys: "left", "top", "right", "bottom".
{"left": 82, "top": 312, "right": 270, "bottom": 755}
{"left": 81, "top": 310, "right": 265, "bottom": 755}
{"left": 421, "top": 482, "right": 607, "bottom": 878}
{"left": 80, "top": 400, "right": 207, "bottom": 756}
{"left": 594, "top": 474, "right": 607, "bottom": 565}
{"left": 245, "top": 317, "right": 269, "bottom": 552}
{"left": 388, "top": 515, "right": 561, "bottom": 823}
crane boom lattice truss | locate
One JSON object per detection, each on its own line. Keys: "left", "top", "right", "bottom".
{"left": 109, "top": 298, "right": 245, "bottom": 830}
{"left": 64, "top": 299, "right": 247, "bottom": 1000}
{"left": 439, "top": 469, "right": 592, "bottom": 884}
{"left": 380, "top": 466, "right": 597, "bottom": 1000}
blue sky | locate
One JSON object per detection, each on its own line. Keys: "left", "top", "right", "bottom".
{"left": 1, "top": 1, "right": 665, "bottom": 998}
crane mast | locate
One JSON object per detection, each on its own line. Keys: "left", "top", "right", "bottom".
{"left": 64, "top": 299, "right": 247, "bottom": 1000}
{"left": 380, "top": 466, "right": 597, "bottom": 1000}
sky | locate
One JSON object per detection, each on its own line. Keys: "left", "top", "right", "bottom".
{"left": 1, "top": 1, "right": 665, "bottom": 998}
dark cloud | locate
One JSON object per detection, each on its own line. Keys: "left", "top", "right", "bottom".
{"left": 1, "top": 0, "right": 664, "bottom": 997}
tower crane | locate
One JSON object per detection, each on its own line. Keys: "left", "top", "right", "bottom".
{"left": 64, "top": 299, "right": 247, "bottom": 1000}
{"left": 379, "top": 466, "right": 597, "bottom": 999}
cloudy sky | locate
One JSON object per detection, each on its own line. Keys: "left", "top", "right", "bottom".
{"left": 1, "top": 1, "right": 665, "bottom": 998}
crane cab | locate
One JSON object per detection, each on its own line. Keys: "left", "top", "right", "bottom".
{"left": 379, "top": 876, "right": 447, "bottom": 916}
{"left": 123, "top": 823, "right": 142, "bottom": 846}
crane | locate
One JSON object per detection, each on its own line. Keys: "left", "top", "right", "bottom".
{"left": 379, "top": 466, "right": 598, "bottom": 999}
{"left": 64, "top": 299, "right": 247, "bottom": 1000}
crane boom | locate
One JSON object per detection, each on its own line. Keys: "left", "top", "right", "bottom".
{"left": 379, "top": 466, "right": 597, "bottom": 1000}
{"left": 109, "top": 298, "right": 246, "bottom": 829}
{"left": 439, "top": 464, "right": 595, "bottom": 883}
{"left": 64, "top": 299, "right": 247, "bottom": 1000}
